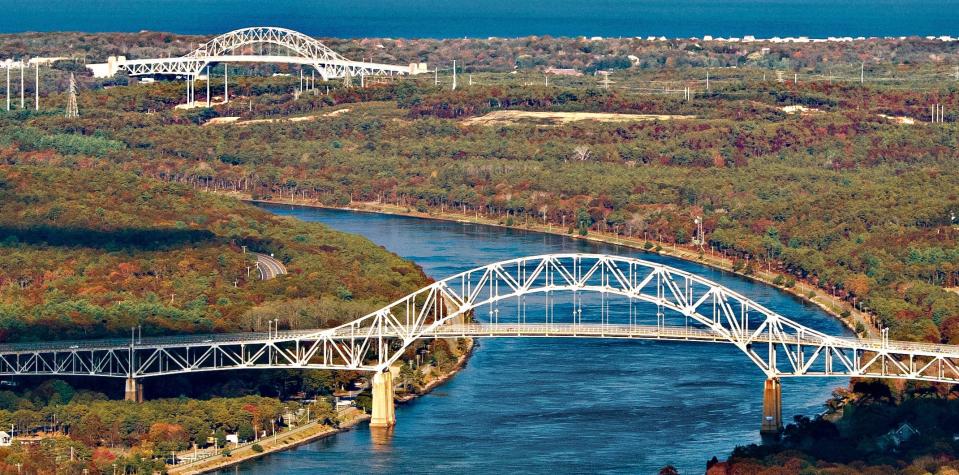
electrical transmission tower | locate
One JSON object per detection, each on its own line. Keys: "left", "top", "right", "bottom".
{"left": 65, "top": 73, "right": 79, "bottom": 118}
{"left": 343, "top": 68, "right": 353, "bottom": 88}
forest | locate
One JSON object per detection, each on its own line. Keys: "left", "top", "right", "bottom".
{"left": 1, "top": 29, "right": 958, "bottom": 473}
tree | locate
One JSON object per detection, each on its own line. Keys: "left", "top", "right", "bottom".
{"left": 146, "top": 422, "right": 190, "bottom": 454}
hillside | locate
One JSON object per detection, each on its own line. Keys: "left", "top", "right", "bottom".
{"left": 0, "top": 166, "right": 429, "bottom": 341}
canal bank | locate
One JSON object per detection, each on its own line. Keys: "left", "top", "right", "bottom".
{"left": 169, "top": 410, "right": 369, "bottom": 475}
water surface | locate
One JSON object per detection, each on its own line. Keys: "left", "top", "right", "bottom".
{"left": 219, "top": 205, "right": 851, "bottom": 474}
{"left": 3, "top": 0, "right": 957, "bottom": 38}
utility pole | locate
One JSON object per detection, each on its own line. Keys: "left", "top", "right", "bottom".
{"left": 860, "top": 62, "right": 864, "bottom": 84}
{"left": 65, "top": 73, "right": 78, "bottom": 118}
{"left": 300, "top": 68, "right": 304, "bottom": 92}
{"left": 451, "top": 60, "right": 457, "bottom": 90}
{"left": 224, "top": 63, "right": 229, "bottom": 103}
{"left": 706, "top": 69, "right": 709, "bottom": 91}
{"left": 434, "top": 68, "right": 438, "bottom": 86}
{"left": 602, "top": 71, "right": 610, "bottom": 90}
{"left": 5, "top": 66, "right": 9, "bottom": 111}
{"left": 34, "top": 62, "right": 39, "bottom": 110}
{"left": 19, "top": 61, "right": 24, "bottom": 109}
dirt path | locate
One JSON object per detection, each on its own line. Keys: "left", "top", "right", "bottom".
{"left": 204, "top": 108, "right": 350, "bottom": 127}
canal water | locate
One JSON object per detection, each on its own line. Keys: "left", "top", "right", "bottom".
{"left": 227, "top": 205, "right": 849, "bottom": 474}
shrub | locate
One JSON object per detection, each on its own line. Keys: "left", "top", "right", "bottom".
{"left": 251, "top": 444, "right": 264, "bottom": 453}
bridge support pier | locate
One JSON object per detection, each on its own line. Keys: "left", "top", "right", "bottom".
{"left": 760, "top": 377, "right": 782, "bottom": 439}
{"left": 124, "top": 378, "right": 143, "bottom": 403}
{"left": 369, "top": 371, "right": 395, "bottom": 427}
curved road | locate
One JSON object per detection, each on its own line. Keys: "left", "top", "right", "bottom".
{"left": 255, "top": 252, "right": 287, "bottom": 280}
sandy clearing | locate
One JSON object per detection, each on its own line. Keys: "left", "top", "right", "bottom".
{"left": 461, "top": 110, "right": 696, "bottom": 126}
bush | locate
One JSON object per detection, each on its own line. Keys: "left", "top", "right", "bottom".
{"left": 251, "top": 444, "right": 264, "bottom": 453}
{"left": 222, "top": 450, "right": 232, "bottom": 457}
{"left": 643, "top": 241, "right": 654, "bottom": 250}
{"left": 840, "top": 309, "right": 851, "bottom": 319}
{"left": 773, "top": 275, "right": 785, "bottom": 286}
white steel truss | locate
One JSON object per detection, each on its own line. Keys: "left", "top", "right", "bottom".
{"left": 112, "top": 27, "right": 415, "bottom": 79}
{"left": 1, "top": 254, "right": 957, "bottom": 384}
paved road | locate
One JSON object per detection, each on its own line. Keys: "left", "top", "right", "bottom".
{"left": 255, "top": 252, "right": 287, "bottom": 280}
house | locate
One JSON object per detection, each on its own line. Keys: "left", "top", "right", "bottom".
{"left": 0, "top": 431, "right": 10, "bottom": 447}
{"left": 878, "top": 422, "right": 920, "bottom": 450}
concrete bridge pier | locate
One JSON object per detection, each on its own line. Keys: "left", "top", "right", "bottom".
{"left": 369, "top": 371, "right": 395, "bottom": 427}
{"left": 760, "top": 377, "right": 782, "bottom": 439}
{"left": 124, "top": 377, "right": 143, "bottom": 403}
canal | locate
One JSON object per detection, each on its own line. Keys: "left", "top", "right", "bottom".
{"left": 224, "top": 204, "right": 850, "bottom": 474}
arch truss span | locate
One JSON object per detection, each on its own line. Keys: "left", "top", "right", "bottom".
{"left": 1, "top": 254, "right": 959, "bottom": 384}
{"left": 87, "top": 26, "right": 424, "bottom": 79}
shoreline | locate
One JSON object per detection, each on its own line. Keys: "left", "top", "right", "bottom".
{"left": 396, "top": 338, "right": 476, "bottom": 404}
{"left": 246, "top": 195, "right": 872, "bottom": 337}
{"left": 167, "top": 410, "right": 370, "bottom": 475}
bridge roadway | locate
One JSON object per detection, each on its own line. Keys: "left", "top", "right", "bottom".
{"left": 1, "top": 323, "right": 956, "bottom": 365}
{"left": 115, "top": 55, "right": 414, "bottom": 77}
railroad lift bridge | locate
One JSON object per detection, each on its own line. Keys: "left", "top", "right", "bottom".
{"left": 3, "top": 254, "right": 956, "bottom": 436}
{"left": 87, "top": 26, "right": 428, "bottom": 104}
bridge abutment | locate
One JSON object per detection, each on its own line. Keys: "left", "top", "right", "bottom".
{"left": 369, "top": 371, "right": 396, "bottom": 427}
{"left": 760, "top": 377, "right": 782, "bottom": 438}
{"left": 124, "top": 378, "right": 143, "bottom": 403}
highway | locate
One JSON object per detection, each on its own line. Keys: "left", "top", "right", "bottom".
{"left": 255, "top": 252, "right": 287, "bottom": 280}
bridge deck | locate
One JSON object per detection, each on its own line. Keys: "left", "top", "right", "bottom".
{"left": 1, "top": 323, "right": 955, "bottom": 359}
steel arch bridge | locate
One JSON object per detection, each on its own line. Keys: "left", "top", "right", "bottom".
{"left": 87, "top": 26, "right": 424, "bottom": 80}
{"left": 1, "top": 253, "right": 957, "bottom": 384}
